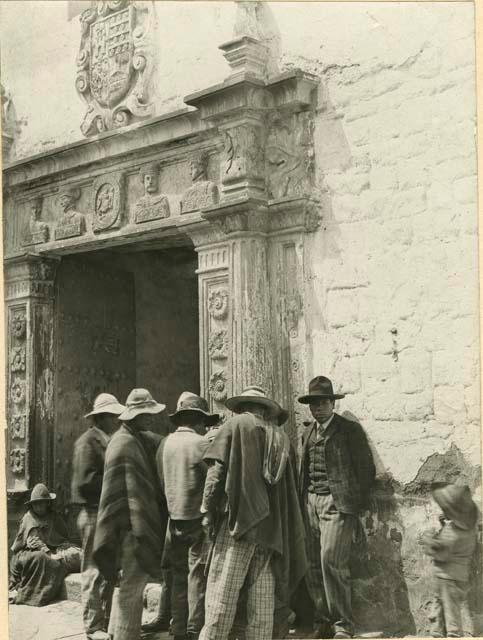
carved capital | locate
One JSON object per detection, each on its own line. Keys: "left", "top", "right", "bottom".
{"left": 268, "top": 197, "right": 322, "bottom": 234}
{"left": 5, "top": 257, "right": 59, "bottom": 301}
{"left": 202, "top": 197, "right": 269, "bottom": 236}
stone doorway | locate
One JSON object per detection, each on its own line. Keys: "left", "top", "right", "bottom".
{"left": 52, "top": 245, "right": 199, "bottom": 532}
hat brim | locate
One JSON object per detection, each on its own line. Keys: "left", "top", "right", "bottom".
{"left": 298, "top": 393, "right": 345, "bottom": 404}
{"left": 26, "top": 492, "right": 56, "bottom": 505}
{"left": 432, "top": 489, "right": 478, "bottom": 530}
{"left": 119, "top": 402, "right": 166, "bottom": 421}
{"left": 225, "top": 395, "right": 289, "bottom": 426}
{"left": 84, "top": 403, "right": 126, "bottom": 418}
{"left": 170, "top": 408, "right": 220, "bottom": 427}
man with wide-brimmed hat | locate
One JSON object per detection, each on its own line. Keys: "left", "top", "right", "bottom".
{"left": 72, "top": 393, "right": 125, "bottom": 640}
{"left": 420, "top": 483, "right": 478, "bottom": 637}
{"left": 155, "top": 391, "right": 220, "bottom": 640}
{"left": 298, "top": 376, "right": 375, "bottom": 639}
{"left": 199, "top": 386, "right": 307, "bottom": 640}
{"left": 93, "top": 388, "right": 168, "bottom": 640}
{"left": 9, "top": 483, "right": 81, "bottom": 606}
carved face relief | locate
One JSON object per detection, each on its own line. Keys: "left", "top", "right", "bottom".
{"left": 96, "top": 183, "right": 115, "bottom": 216}
{"left": 144, "top": 172, "right": 158, "bottom": 195}
{"left": 30, "top": 199, "right": 42, "bottom": 220}
{"left": 190, "top": 157, "right": 207, "bottom": 183}
{"left": 60, "top": 194, "right": 75, "bottom": 214}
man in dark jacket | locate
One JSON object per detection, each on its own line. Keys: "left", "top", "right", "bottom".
{"left": 71, "top": 393, "right": 125, "bottom": 640}
{"left": 298, "top": 376, "right": 376, "bottom": 640}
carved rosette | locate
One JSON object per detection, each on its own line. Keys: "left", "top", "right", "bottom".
{"left": 208, "top": 288, "right": 229, "bottom": 320}
{"left": 208, "top": 329, "right": 228, "bottom": 360}
{"left": 77, "top": 1, "right": 155, "bottom": 136}
{"left": 10, "top": 415, "right": 27, "bottom": 440}
{"left": 92, "top": 172, "right": 124, "bottom": 232}
{"left": 209, "top": 370, "right": 228, "bottom": 402}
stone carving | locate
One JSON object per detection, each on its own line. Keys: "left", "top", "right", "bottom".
{"left": 10, "top": 448, "right": 26, "bottom": 474}
{"left": 181, "top": 151, "right": 219, "bottom": 214}
{"left": 32, "top": 259, "right": 57, "bottom": 282}
{"left": 209, "top": 370, "right": 228, "bottom": 402}
{"left": 92, "top": 173, "right": 124, "bottom": 231}
{"left": 11, "top": 347, "right": 26, "bottom": 373}
{"left": 77, "top": 1, "right": 155, "bottom": 136}
{"left": 22, "top": 197, "right": 49, "bottom": 246}
{"left": 132, "top": 162, "right": 170, "bottom": 223}
{"left": 54, "top": 187, "right": 86, "bottom": 240}
{"left": 265, "top": 112, "right": 314, "bottom": 200}
{"left": 11, "top": 415, "right": 26, "bottom": 439}
{"left": 11, "top": 312, "right": 26, "bottom": 339}
{"left": 208, "top": 329, "right": 228, "bottom": 360}
{"left": 11, "top": 379, "right": 26, "bottom": 405}
{"left": 208, "top": 288, "right": 229, "bottom": 320}
{"left": 221, "top": 125, "right": 265, "bottom": 198}
{"left": 1, "top": 82, "right": 17, "bottom": 163}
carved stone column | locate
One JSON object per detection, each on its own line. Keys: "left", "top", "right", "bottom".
{"left": 5, "top": 256, "right": 59, "bottom": 497}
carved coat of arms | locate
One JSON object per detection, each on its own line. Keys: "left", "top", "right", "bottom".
{"left": 76, "top": 1, "right": 154, "bottom": 136}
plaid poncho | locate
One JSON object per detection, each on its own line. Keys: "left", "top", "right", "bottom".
{"left": 93, "top": 424, "right": 166, "bottom": 582}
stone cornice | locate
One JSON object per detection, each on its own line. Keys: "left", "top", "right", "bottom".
{"left": 3, "top": 108, "right": 206, "bottom": 188}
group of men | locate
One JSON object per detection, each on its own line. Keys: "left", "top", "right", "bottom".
{"left": 71, "top": 375, "right": 376, "bottom": 640}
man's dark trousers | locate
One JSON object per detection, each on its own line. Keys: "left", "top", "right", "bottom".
{"left": 169, "top": 518, "right": 207, "bottom": 637}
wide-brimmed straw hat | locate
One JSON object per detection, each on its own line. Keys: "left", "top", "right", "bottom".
{"left": 298, "top": 376, "right": 345, "bottom": 404}
{"left": 225, "top": 386, "right": 288, "bottom": 425}
{"left": 432, "top": 483, "right": 478, "bottom": 530}
{"left": 84, "top": 393, "right": 125, "bottom": 418}
{"left": 119, "top": 388, "right": 166, "bottom": 422}
{"left": 170, "top": 391, "right": 220, "bottom": 427}
{"left": 25, "top": 483, "right": 56, "bottom": 505}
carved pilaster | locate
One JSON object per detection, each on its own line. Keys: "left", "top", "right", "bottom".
{"left": 5, "top": 257, "right": 59, "bottom": 494}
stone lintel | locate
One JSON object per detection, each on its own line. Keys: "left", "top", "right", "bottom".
{"left": 184, "top": 77, "right": 266, "bottom": 122}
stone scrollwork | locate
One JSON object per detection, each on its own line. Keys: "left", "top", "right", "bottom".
{"left": 11, "top": 415, "right": 27, "bottom": 440}
{"left": 265, "top": 111, "right": 314, "bottom": 200}
{"left": 92, "top": 172, "right": 124, "bottom": 232}
{"left": 208, "top": 288, "right": 229, "bottom": 320}
{"left": 11, "top": 347, "right": 26, "bottom": 373}
{"left": 209, "top": 370, "right": 228, "bottom": 402}
{"left": 132, "top": 162, "right": 170, "bottom": 223}
{"left": 181, "top": 151, "right": 219, "bottom": 214}
{"left": 208, "top": 329, "right": 228, "bottom": 360}
{"left": 10, "top": 448, "right": 26, "bottom": 474}
{"left": 77, "top": 0, "right": 155, "bottom": 136}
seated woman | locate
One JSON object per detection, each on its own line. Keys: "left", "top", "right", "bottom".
{"left": 9, "top": 483, "right": 81, "bottom": 606}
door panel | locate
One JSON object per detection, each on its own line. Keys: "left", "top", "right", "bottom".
{"left": 54, "top": 256, "right": 135, "bottom": 532}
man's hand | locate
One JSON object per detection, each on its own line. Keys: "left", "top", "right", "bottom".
{"left": 202, "top": 512, "right": 216, "bottom": 541}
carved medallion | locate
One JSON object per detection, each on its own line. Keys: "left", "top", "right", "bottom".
{"left": 77, "top": 1, "right": 155, "bottom": 136}
{"left": 208, "top": 329, "right": 228, "bottom": 361}
{"left": 21, "top": 197, "right": 49, "bottom": 246}
{"left": 11, "top": 312, "right": 26, "bottom": 339}
{"left": 11, "top": 415, "right": 26, "bottom": 439}
{"left": 181, "top": 151, "right": 219, "bottom": 214}
{"left": 208, "top": 288, "right": 229, "bottom": 320}
{"left": 11, "top": 347, "right": 26, "bottom": 373}
{"left": 132, "top": 163, "right": 170, "bottom": 224}
{"left": 10, "top": 448, "right": 25, "bottom": 474}
{"left": 209, "top": 370, "right": 228, "bottom": 402}
{"left": 54, "top": 187, "right": 86, "bottom": 240}
{"left": 11, "top": 379, "right": 26, "bottom": 405}
{"left": 92, "top": 173, "right": 124, "bottom": 232}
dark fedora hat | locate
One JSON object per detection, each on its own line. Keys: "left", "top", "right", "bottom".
{"left": 170, "top": 391, "right": 220, "bottom": 427}
{"left": 432, "top": 483, "right": 478, "bottom": 531}
{"left": 298, "top": 376, "right": 345, "bottom": 404}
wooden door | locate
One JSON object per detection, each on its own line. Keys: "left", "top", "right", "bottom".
{"left": 53, "top": 256, "right": 135, "bottom": 530}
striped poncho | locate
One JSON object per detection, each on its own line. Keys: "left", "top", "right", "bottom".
{"left": 93, "top": 424, "right": 166, "bottom": 582}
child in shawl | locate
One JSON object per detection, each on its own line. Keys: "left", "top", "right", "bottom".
{"left": 9, "top": 483, "right": 81, "bottom": 606}
{"left": 420, "top": 483, "right": 478, "bottom": 638}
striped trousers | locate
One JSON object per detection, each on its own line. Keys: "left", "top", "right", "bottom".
{"left": 199, "top": 516, "right": 275, "bottom": 640}
{"left": 107, "top": 531, "right": 149, "bottom": 640}
{"left": 305, "top": 493, "right": 356, "bottom": 636}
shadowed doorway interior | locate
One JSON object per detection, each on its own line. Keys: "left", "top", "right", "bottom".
{"left": 53, "top": 245, "right": 199, "bottom": 533}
